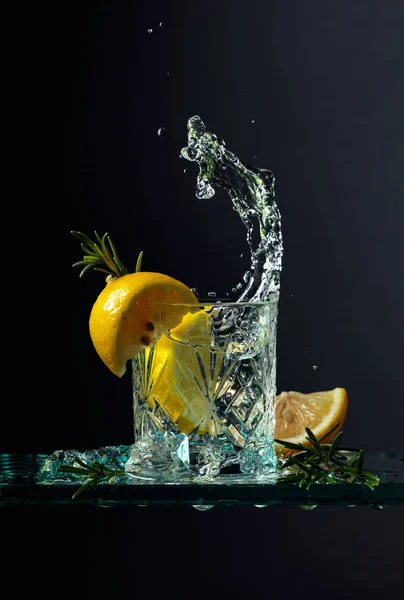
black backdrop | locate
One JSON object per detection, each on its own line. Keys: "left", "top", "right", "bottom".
{"left": 14, "top": 1, "right": 404, "bottom": 598}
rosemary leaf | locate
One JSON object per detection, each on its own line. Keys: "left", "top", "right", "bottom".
{"left": 278, "top": 457, "right": 298, "bottom": 470}
{"left": 293, "top": 457, "right": 317, "bottom": 475}
{"left": 72, "top": 231, "right": 133, "bottom": 279}
{"left": 94, "top": 231, "right": 103, "bottom": 245}
{"left": 317, "top": 422, "right": 341, "bottom": 443}
{"left": 274, "top": 427, "right": 380, "bottom": 492}
{"left": 80, "top": 242, "right": 95, "bottom": 256}
{"left": 136, "top": 250, "right": 144, "bottom": 273}
{"left": 71, "top": 231, "right": 95, "bottom": 247}
{"left": 89, "top": 461, "right": 103, "bottom": 474}
{"left": 306, "top": 473, "right": 322, "bottom": 489}
{"left": 71, "top": 479, "right": 95, "bottom": 500}
{"left": 328, "top": 431, "right": 344, "bottom": 458}
{"left": 93, "top": 267, "right": 114, "bottom": 275}
{"left": 349, "top": 454, "right": 360, "bottom": 468}
{"left": 79, "top": 263, "right": 97, "bottom": 278}
{"left": 357, "top": 449, "right": 364, "bottom": 470}
{"left": 72, "top": 260, "right": 87, "bottom": 268}
{"left": 274, "top": 439, "right": 308, "bottom": 452}
{"left": 92, "top": 243, "right": 104, "bottom": 258}
{"left": 305, "top": 427, "right": 322, "bottom": 454}
{"left": 101, "top": 235, "right": 114, "bottom": 262}
{"left": 108, "top": 236, "right": 129, "bottom": 276}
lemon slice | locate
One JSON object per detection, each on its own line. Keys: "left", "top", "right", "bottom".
{"left": 89, "top": 272, "right": 198, "bottom": 377}
{"left": 274, "top": 388, "right": 348, "bottom": 453}
{"left": 146, "top": 309, "right": 217, "bottom": 435}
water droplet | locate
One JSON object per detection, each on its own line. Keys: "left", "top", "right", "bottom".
{"left": 253, "top": 155, "right": 258, "bottom": 159}
{"left": 166, "top": 72, "right": 170, "bottom": 76}
{"left": 183, "top": 168, "right": 188, "bottom": 174}
{"left": 291, "top": 293, "right": 294, "bottom": 297}
{"left": 159, "top": 21, "right": 164, "bottom": 28}
{"left": 157, "top": 127, "right": 166, "bottom": 137}
{"left": 240, "top": 253, "right": 245, "bottom": 258}
{"left": 190, "top": 287, "right": 199, "bottom": 296}
{"left": 148, "top": 28, "right": 153, "bottom": 33}
{"left": 225, "top": 292, "right": 230, "bottom": 297}
{"left": 207, "top": 291, "right": 216, "bottom": 298}
{"left": 183, "top": 147, "right": 196, "bottom": 160}
{"left": 243, "top": 271, "right": 251, "bottom": 283}
{"left": 232, "top": 288, "right": 237, "bottom": 293}
{"left": 251, "top": 119, "right": 255, "bottom": 124}
{"left": 312, "top": 365, "right": 318, "bottom": 371}
{"left": 236, "top": 283, "right": 243, "bottom": 289}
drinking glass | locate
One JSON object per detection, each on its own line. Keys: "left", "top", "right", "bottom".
{"left": 129, "top": 296, "right": 279, "bottom": 482}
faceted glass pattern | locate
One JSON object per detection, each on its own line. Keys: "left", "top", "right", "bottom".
{"left": 130, "top": 299, "right": 279, "bottom": 481}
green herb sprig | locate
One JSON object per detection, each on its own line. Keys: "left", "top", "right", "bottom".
{"left": 58, "top": 455, "right": 126, "bottom": 500}
{"left": 58, "top": 425, "right": 380, "bottom": 499}
{"left": 275, "top": 423, "right": 380, "bottom": 490}
{"left": 71, "top": 230, "right": 142, "bottom": 279}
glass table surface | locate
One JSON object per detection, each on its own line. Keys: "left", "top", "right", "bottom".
{"left": 1, "top": 452, "right": 403, "bottom": 508}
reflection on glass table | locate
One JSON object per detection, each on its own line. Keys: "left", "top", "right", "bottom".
{"left": 1, "top": 452, "right": 403, "bottom": 509}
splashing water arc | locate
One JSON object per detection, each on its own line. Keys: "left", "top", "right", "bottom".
{"left": 181, "top": 115, "right": 283, "bottom": 302}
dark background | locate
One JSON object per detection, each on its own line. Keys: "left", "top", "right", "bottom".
{"left": 10, "top": 0, "right": 404, "bottom": 598}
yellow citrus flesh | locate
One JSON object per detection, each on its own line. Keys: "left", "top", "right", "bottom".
{"left": 146, "top": 309, "right": 219, "bottom": 435}
{"left": 274, "top": 388, "right": 348, "bottom": 453}
{"left": 89, "top": 272, "right": 199, "bottom": 377}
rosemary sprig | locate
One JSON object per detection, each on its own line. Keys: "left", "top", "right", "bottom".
{"left": 58, "top": 455, "right": 126, "bottom": 500}
{"left": 275, "top": 425, "right": 380, "bottom": 490}
{"left": 59, "top": 426, "right": 380, "bottom": 499}
{"left": 71, "top": 230, "right": 143, "bottom": 279}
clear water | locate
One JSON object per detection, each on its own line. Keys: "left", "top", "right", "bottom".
{"left": 130, "top": 300, "right": 278, "bottom": 481}
{"left": 127, "top": 117, "right": 283, "bottom": 482}
{"left": 181, "top": 115, "right": 283, "bottom": 302}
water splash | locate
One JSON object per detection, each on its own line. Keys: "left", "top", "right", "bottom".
{"left": 181, "top": 116, "right": 283, "bottom": 302}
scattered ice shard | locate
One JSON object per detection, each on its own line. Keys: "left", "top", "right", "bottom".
{"left": 176, "top": 436, "right": 190, "bottom": 468}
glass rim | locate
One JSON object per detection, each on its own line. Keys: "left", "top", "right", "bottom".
{"left": 154, "top": 295, "right": 279, "bottom": 308}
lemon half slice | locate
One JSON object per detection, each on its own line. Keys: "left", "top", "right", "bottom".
{"left": 89, "top": 272, "right": 198, "bottom": 377}
{"left": 274, "top": 387, "right": 348, "bottom": 452}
